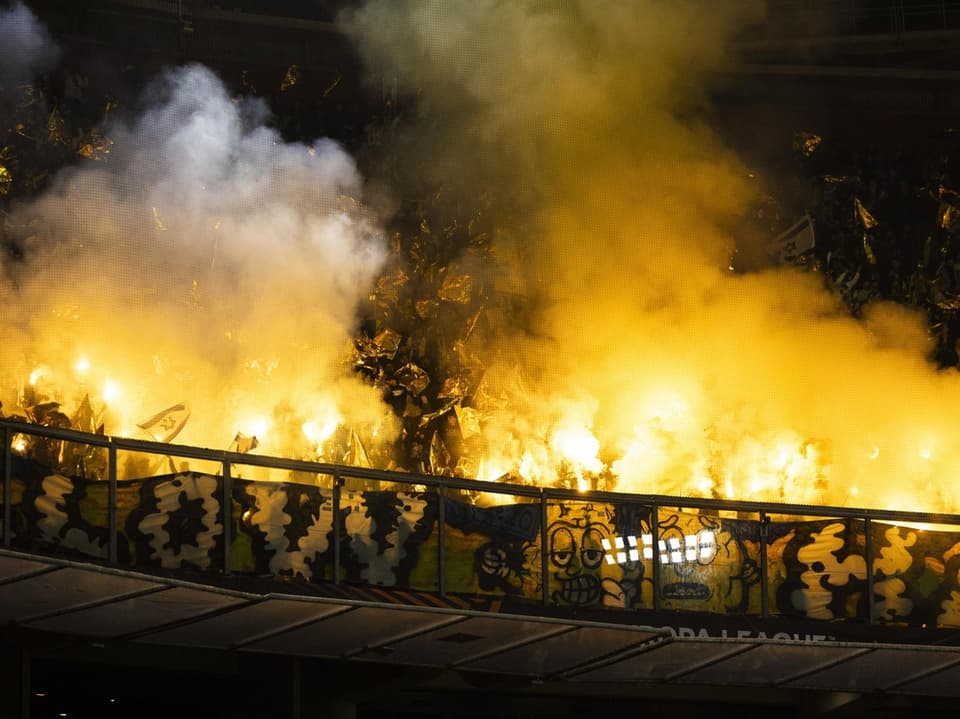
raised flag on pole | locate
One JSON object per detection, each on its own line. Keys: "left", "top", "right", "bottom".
{"left": 768, "top": 213, "right": 816, "bottom": 264}
{"left": 137, "top": 403, "right": 190, "bottom": 443}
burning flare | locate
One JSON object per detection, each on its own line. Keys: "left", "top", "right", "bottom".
{"left": 4, "top": 2, "right": 960, "bottom": 517}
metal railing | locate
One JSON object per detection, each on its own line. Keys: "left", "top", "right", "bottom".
{"left": 3, "top": 418, "right": 960, "bottom": 624}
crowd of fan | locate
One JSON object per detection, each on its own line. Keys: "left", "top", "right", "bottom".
{"left": 780, "top": 130, "right": 960, "bottom": 365}
{"left": 4, "top": 64, "right": 960, "bottom": 375}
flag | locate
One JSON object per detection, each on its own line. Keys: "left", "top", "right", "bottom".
{"left": 71, "top": 394, "right": 97, "bottom": 434}
{"left": 343, "top": 429, "right": 371, "bottom": 468}
{"left": 854, "top": 197, "right": 878, "bottom": 229}
{"left": 454, "top": 405, "right": 483, "bottom": 440}
{"left": 231, "top": 432, "right": 259, "bottom": 454}
{"left": 429, "top": 431, "right": 451, "bottom": 475}
{"left": 280, "top": 64, "right": 300, "bottom": 92}
{"left": 137, "top": 403, "right": 190, "bottom": 443}
{"left": 768, "top": 214, "right": 815, "bottom": 264}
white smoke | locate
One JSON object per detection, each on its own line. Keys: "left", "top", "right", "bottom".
{"left": 2, "top": 64, "right": 394, "bottom": 456}
{"left": 0, "top": 1, "right": 58, "bottom": 92}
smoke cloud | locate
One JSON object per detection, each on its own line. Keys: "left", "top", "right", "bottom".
{"left": 0, "top": 1, "right": 58, "bottom": 92}
{"left": 3, "top": 1, "right": 959, "bottom": 512}
{"left": 344, "top": 0, "right": 960, "bottom": 512}
{"left": 1, "top": 64, "right": 394, "bottom": 461}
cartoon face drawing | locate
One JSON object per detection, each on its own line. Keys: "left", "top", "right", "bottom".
{"left": 657, "top": 514, "right": 719, "bottom": 603}
{"left": 654, "top": 511, "right": 762, "bottom": 613}
{"left": 549, "top": 522, "right": 607, "bottom": 605}
{"left": 548, "top": 518, "right": 612, "bottom": 605}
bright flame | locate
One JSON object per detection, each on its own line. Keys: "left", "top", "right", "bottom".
{"left": 550, "top": 423, "right": 602, "bottom": 473}
{"left": 641, "top": 388, "right": 691, "bottom": 429}
{"left": 696, "top": 476, "right": 713, "bottom": 495}
{"left": 74, "top": 355, "right": 90, "bottom": 374}
{"left": 302, "top": 419, "right": 337, "bottom": 445}
{"left": 477, "top": 457, "right": 510, "bottom": 483}
{"left": 101, "top": 379, "right": 121, "bottom": 402}
{"left": 518, "top": 451, "right": 543, "bottom": 484}
{"left": 240, "top": 416, "right": 271, "bottom": 440}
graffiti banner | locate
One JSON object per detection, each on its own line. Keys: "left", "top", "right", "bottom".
{"left": 4, "top": 456, "right": 960, "bottom": 628}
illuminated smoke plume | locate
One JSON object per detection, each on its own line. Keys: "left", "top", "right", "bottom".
{"left": 0, "top": 1, "right": 58, "bottom": 91}
{"left": 1, "top": 64, "right": 394, "bottom": 460}
{"left": 345, "top": 0, "right": 960, "bottom": 512}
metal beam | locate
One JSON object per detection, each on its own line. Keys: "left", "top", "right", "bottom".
{"left": 775, "top": 647, "right": 875, "bottom": 687}
{"left": 883, "top": 654, "right": 960, "bottom": 691}
{"left": 3, "top": 425, "right": 10, "bottom": 549}
{"left": 663, "top": 642, "right": 760, "bottom": 682}
{"left": 5, "top": 418, "right": 958, "bottom": 527}
{"left": 451, "top": 624, "right": 580, "bottom": 669}
{"left": 550, "top": 632, "right": 671, "bottom": 681}
{"left": 115, "top": 594, "right": 265, "bottom": 642}
{"left": 232, "top": 605, "right": 359, "bottom": 649}
{"left": 342, "top": 614, "right": 468, "bottom": 659}
{"left": 19, "top": 585, "right": 171, "bottom": 626}
{"left": 0, "top": 565, "right": 61, "bottom": 588}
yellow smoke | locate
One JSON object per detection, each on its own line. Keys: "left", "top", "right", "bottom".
{"left": 345, "top": 0, "right": 960, "bottom": 512}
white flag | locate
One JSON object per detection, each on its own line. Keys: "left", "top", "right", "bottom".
{"left": 137, "top": 403, "right": 190, "bottom": 443}
{"left": 769, "top": 214, "right": 815, "bottom": 264}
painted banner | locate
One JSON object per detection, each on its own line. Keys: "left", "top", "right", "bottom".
{"left": 3, "top": 456, "right": 959, "bottom": 628}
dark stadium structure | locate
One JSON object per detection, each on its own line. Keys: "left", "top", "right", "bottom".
{"left": 2, "top": 419, "right": 960, "bottom": 718}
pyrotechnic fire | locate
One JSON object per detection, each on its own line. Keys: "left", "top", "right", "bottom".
{"left": 4, "top": 1, "right": 960, "bottom": 517}
{"left": 6, "top": 240, "right": 960, "bottom": 515}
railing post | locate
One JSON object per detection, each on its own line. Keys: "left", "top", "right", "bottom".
{"left": 3, "top": 424, "right": 11, "bottom": 548}
{"left": 108, "top": 441, "right": 118, "bottom": 563}
{"left": 540, "top": 489, "right": 549, "bottom": 607}
{"left": 864, "top": 516, "right": 874, "bottom": 624}
{"left": 222, "top": 458, "right": 232, "bottom": 576}
{"left": 759, "top": 511, "right": 769, "bottom": 619}
{"left": 651, "top": 504, "right": 660, "bottom": 612}
{"left": 437, "top": 484, "right": 446, "bottom": 596}
{"left": 332, "top": 470, "right": 341, "bottom": 585}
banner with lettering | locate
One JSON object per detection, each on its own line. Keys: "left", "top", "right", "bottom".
{"left": 3, "top": 457, "right": 959, "bottom": 628}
